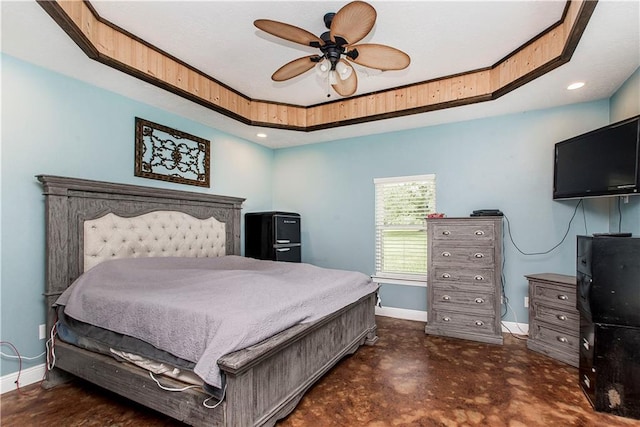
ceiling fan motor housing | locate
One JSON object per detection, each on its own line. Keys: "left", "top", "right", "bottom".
{"left": 323, "top": 12, "right": 335, "bottom": 29}
{"left": 319, "top": 32, "right": 349, "bottom": 70}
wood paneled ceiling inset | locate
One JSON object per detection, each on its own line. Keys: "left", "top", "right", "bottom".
{"left": 37, "top": 0, "right": 597, "bottom": 133}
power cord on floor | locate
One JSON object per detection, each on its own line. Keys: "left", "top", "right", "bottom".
{"left": 500, "top": 297, "right": 528, "bottom": 341}
{"left": 0, "top": 341, "right": 46, "bottom": 394}
{"left": 501, "top": 322, "right": 528, "bottom": 341}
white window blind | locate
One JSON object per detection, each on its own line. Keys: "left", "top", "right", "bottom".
{"left": 374, "top": 174, "right": 436, "bottom": 282}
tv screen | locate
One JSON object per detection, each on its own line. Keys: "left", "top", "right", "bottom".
{"left": 553, "top": 116, "right": 640, "bottom": 200}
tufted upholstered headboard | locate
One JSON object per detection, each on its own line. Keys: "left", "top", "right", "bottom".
{"left": 38, "top": 175, "right": 244, "bottom": 327}
{"left": 83, "top": 211, "right": 227, "bottom": 272}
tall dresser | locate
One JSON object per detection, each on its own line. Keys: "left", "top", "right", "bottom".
{"left": 425, "top": 217, "right": 503, "bottom": 345}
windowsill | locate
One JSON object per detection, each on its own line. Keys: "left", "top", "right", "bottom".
{"left": 371, "top": 275, "right": 427, "bottom": 288}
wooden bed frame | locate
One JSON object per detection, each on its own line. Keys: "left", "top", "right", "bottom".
{"left": 38, "top": 175, "right": 378, "bottom": 427}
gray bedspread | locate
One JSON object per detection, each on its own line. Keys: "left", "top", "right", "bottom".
{"left": 56, "top": 255, "right": 377, "bottom": 388}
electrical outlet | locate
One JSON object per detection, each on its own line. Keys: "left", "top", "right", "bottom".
{"left": 500, "top": 296, "right": 504, "bottom": 304}
{"left": 524, "top": 296, "right": 529, "bottom": 308}
{"left": 39, "top": 324, "right": 46, "bottom": 340}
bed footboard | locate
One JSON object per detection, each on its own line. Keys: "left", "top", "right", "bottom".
{"left": 219, "top": 292, "right": 377, "bottom": 427}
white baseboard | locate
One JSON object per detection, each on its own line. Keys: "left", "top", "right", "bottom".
{"left": 1, "top": 363, "right": 46, "bottom": 394}
{"left": 501, "top": 321, "right": 529, "bottom": 336}
{"left": 375, "top": 306, "right": 428, "bottom": 322}
{"left": 375, "top": 307, "right": 529, "bottom": 336}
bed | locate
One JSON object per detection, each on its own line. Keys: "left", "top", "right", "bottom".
{"left": 38, "top": 175, "right": 378, "bottom": 427}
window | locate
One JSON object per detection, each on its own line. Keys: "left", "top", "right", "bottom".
{"left": 374, "top": 174, "right": 436, "bottom": 283}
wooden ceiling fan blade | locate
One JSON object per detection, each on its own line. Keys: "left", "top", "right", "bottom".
{"left": 332, "top": 60, "right": 358, "bottom": 96}
{"left": 254, "top": 19, "right": 323, "bottom": 47}
{"left": 348, "top": 44, "right": 410, "bottom": 70}
{"left": 330, "top": 1, "right": 376, "bottom": 45}
{"left": 271, "top": 55, "right": 320, "bottom": 82}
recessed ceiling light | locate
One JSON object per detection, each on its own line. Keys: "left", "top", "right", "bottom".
{"left": 256, "top": 133, "right": 267, "bottom": 138}
{"left": 567, "top": 82, "right": 585, "bottom": 90}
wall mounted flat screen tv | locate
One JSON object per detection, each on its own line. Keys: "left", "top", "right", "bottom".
{"left": 553, "top": 115, "right": 640, "bottom": 200}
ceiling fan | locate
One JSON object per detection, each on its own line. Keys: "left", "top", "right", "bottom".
{"left": 254, "top": 1, "right": 410, "bottom": 97}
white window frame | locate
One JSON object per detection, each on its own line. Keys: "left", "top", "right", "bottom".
{"left": 373, "top": 174, "right": 436, "bottom": 286}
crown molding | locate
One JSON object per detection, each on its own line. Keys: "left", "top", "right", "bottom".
{"left": 36, "top": 0, "right": 597, "bottom": 132}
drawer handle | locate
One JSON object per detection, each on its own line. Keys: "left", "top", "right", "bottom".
{"left": 474, "top": 298, "right": 485, "bottom": 304}
{"left": 557, "top": 294, "right": 569, "bottom": 301}
{"left": 473, "top": 253, "right": 484, "bottom": 259}
{"left": 442, "top": 316, "right": 451, "bottom": 322}
{"left": 557, "top": 314, "right": 567, "bottom": 321}
{"left": 441, "top": 252, "right": 451, "bottom": 257}
{"left": 583, "top": 375, "right": 591, "bottom": 389}
{"left": 582, "top": 337, "right": 589, "bottom": 350}
{"left": 474, "top": 275, "right": 484, "bottom": 281}
{"left": 441, "top": 273, "right": 451, "bottom": 279}
{"left": 474, "top": 320, "right": 484, "bottom": 327}
{"left": 557, "top": 336, "right": 568, "bottom": 343}
{"left": 276, "top": 248, "right": 291, "bottom": 252}
{"left": 442, "top": 295, "right": 451, "bottom": 301}
{"left": 442, "top": 230, "right": 450, "bottom": 236}
{"left": 474, "top": 230, "right": 485, "bottom": 236}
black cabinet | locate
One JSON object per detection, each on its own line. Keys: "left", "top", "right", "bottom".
{"left": 577, "top": 236, "right": 640, "bottom": 420}
{"left": 579, "top": 316, "right": 640, "bottom": 419}
{"left": 245, "top": 212, "right": 301, "bottom": 262}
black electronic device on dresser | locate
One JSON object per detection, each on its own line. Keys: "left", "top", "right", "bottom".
{"left": 576, "top": 235, "right": 640, "bottom": 420}
{"left": 245, "top": 212, "right": 301, "bottom": 262}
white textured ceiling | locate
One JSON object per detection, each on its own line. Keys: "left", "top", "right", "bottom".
{"left": 2, "top": 1, "right": 639, "bottom": 148}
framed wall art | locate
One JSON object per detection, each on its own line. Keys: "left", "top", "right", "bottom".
{"left": 134, "top": 117, "right": 210, "bottom": 187}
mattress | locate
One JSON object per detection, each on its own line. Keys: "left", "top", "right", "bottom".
{"left": 55, "top": 311, "right": 220, "bottom": 395}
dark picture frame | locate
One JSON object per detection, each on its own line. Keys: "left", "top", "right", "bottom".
{"left": 134, "top": 117, "right": 210, "bottom": 187}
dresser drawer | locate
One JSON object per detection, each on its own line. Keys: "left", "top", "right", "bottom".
{"left": 526, "top": 274, "right": 579, "bottom": 367}
{"left": 432, "top": 287, "right": 495, "bottom": 313}
{"left": 429, "top": 309, "right": 496, "bottom": 335}
{"left": 530, "top": 282, "right": 576, "bottom": 310}
{"left": 431, "top": 267, "right": 494, "bottom": 289}
{"left": 532, "top": 303, "right": 579, "bottom": 331}
{"left": 431, "top": 223, "right": 496, "bottom": 242}
{"left": 530, "top": 322, "right": 579, "bottom": 355}
{"left": 430, "top": 246, "right": 495, "bottom": 266}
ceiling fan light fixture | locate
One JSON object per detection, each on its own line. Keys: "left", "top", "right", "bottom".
{"left": 335, "top": 61, "right": 353, "bottom": 80}
{"left": 315, "top": 60, "right": 330, "bottom": 77}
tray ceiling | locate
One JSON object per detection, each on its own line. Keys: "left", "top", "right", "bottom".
{"left": 2, "top": 1, "right": 639, "bottom": 148}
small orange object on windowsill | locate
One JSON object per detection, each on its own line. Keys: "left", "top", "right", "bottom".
{"left": 427, "top": 213, "right": 446, "bottom": 218}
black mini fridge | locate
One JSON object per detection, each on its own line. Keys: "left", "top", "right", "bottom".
{"left": 245, "top": 212, "right": 301, "bottom": 262}
{"left": 577, "top": 235, "right": 640, "bottom": 420}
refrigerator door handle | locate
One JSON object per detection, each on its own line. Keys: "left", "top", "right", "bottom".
{"left": 276, "top": 239, "right": 291, "bottom": 244}
{"left": 276, "top": 247, "right": 291, "bottom": 252}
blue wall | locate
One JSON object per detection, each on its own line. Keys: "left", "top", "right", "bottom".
{"left": 272, "top": 104, "right": 617, "bottom": 318}
{"left": 1, "top": 53, "right": 638, "bottom": 380}
{"left": 609, "top": 67, "right": 640, "bottom": 233}
{"left": 0, "top": 54, "right": 274, "bottom": 377}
